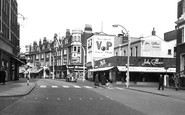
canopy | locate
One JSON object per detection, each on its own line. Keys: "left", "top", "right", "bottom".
{"left": 88, "top": 66, "right": 114, "bottom": 72}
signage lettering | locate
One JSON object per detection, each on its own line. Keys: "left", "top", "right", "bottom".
{"left": 96, "top": 41, "right": 112, "bottom": 51}
{"left": 142, "top": 59, "right": 163, "bottom": 66}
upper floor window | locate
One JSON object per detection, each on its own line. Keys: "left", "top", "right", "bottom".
{"left": 168, "top": 49, "right": 172, "bottom": 55}
{"left": 130, "top": 48, "right": 133, "bottom": 57}
{"left": 135, "top": 46, "right": 138, "bottom": 57}
{"left": 124, "top": 50, "right": 126, "bottom": 56}
{"left": 73, "top": 46, "right": 77, "bottom": 52}
{"left": 115, "top": 52, "right": 118, "bottom": 56}
{"left": 64, "top": 49, "right": 67, "bottom": 55}
{"left": 36, "top": 54, "right": 39, "bottom": 59}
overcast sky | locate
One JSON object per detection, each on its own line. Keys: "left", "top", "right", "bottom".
{"left": 17, "top": 0, "right": 177, "bottom": 51}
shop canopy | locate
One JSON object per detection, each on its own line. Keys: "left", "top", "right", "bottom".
{"left": 89, "top": 66, "right": 114, "bottom": 72}
{"left": 117, "top": 66, "right": 176, "bottom": 73}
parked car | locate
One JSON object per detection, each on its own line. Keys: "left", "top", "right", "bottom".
{"left": 66, "top": 73, "right": 77, "bottom": 82}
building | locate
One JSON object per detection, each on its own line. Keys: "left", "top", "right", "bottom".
{"left": 175, "top": 0, "right": 185, "bottom": 86}
{"left": 114, "top": 28, "right": 176, "bottom": 58}
{"left": 0, "top": 0, "right": 22, "bottom": 81}
{"left": 87, "top": 29, "right": 176, "bottom": 86}
{"left": 25, "top": 24, "right": 93, "bottom": 79}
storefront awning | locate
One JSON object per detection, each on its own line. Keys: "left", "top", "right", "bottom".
{"left": 117, "top": 66, "right": 176, "bottom": 73}
{"left": 13, "top": 56, "right": 25, "bottom": 64}
{"left": 88, "top": 66, "right": 114, "bottom": 72}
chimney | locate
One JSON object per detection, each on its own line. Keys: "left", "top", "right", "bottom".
{"left": 152, "top": 27, "right": 156, "bottom": 36}
{"left": 84, "top": 24, "right": 92, "bottom": 33}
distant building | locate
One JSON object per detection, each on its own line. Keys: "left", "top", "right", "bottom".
{"left": 114, "top": 28, "right": 176, "bottom": 58}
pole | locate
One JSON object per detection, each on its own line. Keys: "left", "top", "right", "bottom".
{"left": 81, "top": 46, "right": 86, "bottom": 82}
{"left": 126, "top": 33, "right": 130, "bottom": 88}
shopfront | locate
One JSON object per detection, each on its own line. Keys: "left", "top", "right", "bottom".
{"left": 88, "top": 56, "right": 176, "bottom": 85}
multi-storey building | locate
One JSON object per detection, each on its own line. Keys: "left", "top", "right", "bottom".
{"left": 175, "top": 0, "right": 185, "bottom": 86}
{"left": 0, "top": 0, "right": 22, "bottom": 81}
{"left": 25, "top": 24, "right": 93, "bottom": 79}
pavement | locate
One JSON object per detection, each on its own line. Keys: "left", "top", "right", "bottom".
{"left": 0, "top": 78, "right": 36, "bottom": 97}
{"left": 1, "top": 78, "right": 185, "bottom": 101}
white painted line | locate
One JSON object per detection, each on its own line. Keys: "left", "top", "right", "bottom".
{"left": 100, "top": 98, "right": 104, "bottom": 100}
{"left": 52, "top": 86, "right": 58, "bottom": 88}
{"left": 73, "top": 86, "right": 81, "bottom": 88}
{"left": 79, "top": 98, "right": 82, "bottom": 100}
{"left": 40, "top": 85, "right": 46, "bottom": 88}
{"left": 84, "top": 86, "right": 92, "bottom": 89}
{"left": 116, "top": 87, "right": 125, "bottom": 90}
{"left": 68, "top": 98, "right": 71, "bottom": 100}
{"left": 89, "top": 98, "right": 92, "bottom": 100}
{"left": 46, "top": 98, "right": 49, "bottom": 100}
{"left": 57, "top": 98, "right": 60, "bottom": 100}
{"left": 63, "top": 86, "right": 69, "bottom": 88}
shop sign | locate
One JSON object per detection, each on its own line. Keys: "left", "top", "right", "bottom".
{"left": 93, "top": 36, "right": 114, "bottom": 58}
{"left": 142, "top": 58, "right": 164, "bottom": 66}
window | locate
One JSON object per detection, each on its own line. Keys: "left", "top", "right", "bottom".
{"left": 130, "top": 48, "right": 133, "bottom": 56}
{"left": 115, "top": 52, "right": 118, "bottom": 56}
{"left": 124, "top": 50, "right": 126, "bottom": 56}
{"left": 36, "top": 54, "right": 39, "bottom": 59}
{"left": 73, "top": 46, "right": 77, "bottom": 52}
{"left": 168, "top": 49, "right": 172, "bottom": 55}
{"left": 135, "top": 46, "right": 138, "bottom": 57}
{"left": 77, "top": 47, "right": 80, "bottom": 53}
{"left": 182, "top": 27, "right": 184, "bottom": 42}
{"left": 41, "top": 54, "right": 44, "bottom": 59}
{"left": 64, "top": 49, "right": 67, "bottom": 55}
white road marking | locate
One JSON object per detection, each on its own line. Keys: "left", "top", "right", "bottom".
{"left": 46, "top": 98, "right": 49, "bottom": 100}
{"left": 89, "top": 98, "right": 92, "bottom": 100}
{"left": 73, "top": 86, "right": 81, "bottom": 88}
{"left": 100, "top": 98, "right": 104, "bottom": 100}
{"left": 116, "top": 87, "right": 125, "bottom": 90}
{"left": 63, "top": 86, "right": 69, "bottom": 88}
{"left": 57, "top": 98, "right": 60, "bottom": 100}
{"left": 84, "top": 86, "right": 92, "bottom": 89}
{"left": 51, "top": 86, "right": 58, "bottom": 88}
{"left": 68, "top": 98, "right": 71, "bottom": 100}
{"left": 79, "top": 98, "right": 82, "bottom": 100}
{"left": 40, "top": 85, "right": 46, "bottom": 88}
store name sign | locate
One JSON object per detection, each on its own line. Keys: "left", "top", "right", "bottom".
{"left": 142, "top": 59, "right": 163, "bottom": 66}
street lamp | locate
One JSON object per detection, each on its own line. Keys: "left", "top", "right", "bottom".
{"left": 112, "top": 24, "right": 130, "bottom": 88}
{"left": 81, "top": 45, "right": 86, "bottom": 82}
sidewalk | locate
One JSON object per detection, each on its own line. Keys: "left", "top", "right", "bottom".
{"left": 0, "top": 78, "right": 36, "bottom": 97}
{"left": 80, "top": 80, "right": 185, "bottom": 100}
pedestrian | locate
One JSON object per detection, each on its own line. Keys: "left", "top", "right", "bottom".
{"left": 173, "top": 74, "right": 180, "bottom": 91}
{"left": 101, "top": 73, "right": 107, "bottom": 88}
{"left": 94, "top": 73, "right": 99, "bottom": 88}
{"left": 0, "top": 67, "right": 6, "bottom": 85}
{"left": 158, "top": 74, "right": 164, "bottom": 90}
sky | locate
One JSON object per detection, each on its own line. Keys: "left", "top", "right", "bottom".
{"left": 17, "top": 0, "right": 177, "bottom": 52}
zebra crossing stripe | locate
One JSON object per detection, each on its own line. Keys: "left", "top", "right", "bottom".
{"left": 116, "top": 87, "right": 125, "bottom": 90}
{"left": 40, "top": 85, "right": 46, "bottom": 88}
{"left": 63, "top": 86, "right": 69, "bottom": 88}
{"left": 52, "top": 86, "right": 58, "bottom": 88}
{"left": 73, "top": 86, "right": 81, "bottom": 88}
{"left": 84, "top": 86, "right": 92, "bottom": 89}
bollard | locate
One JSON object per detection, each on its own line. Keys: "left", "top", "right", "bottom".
{"left": 27, "top": 77, "right": 29, "bottom": 86}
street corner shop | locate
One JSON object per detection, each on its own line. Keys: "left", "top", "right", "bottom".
{"left": 87, "top": 56, "right": 177, "bottom": 86}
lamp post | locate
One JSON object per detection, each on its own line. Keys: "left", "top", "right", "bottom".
{"left": 112, "top": 24, "right": 130, "bottom": 88}
{"left": 81, "top": 45, "right": 86, "bottom": 82}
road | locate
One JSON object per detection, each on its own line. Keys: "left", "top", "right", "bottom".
{"left": 1, "top": 79, "right": 185, "bottom": 115}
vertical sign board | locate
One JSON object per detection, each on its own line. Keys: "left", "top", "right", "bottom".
{"left": 93, "top": 35, "right": 114, "bottom": 59}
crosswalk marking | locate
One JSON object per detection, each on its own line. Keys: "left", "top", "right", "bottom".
{"left": 63, "top": 85, "right": 69, "bottom": 88}
{"left": 40, "top": 85, "right": 46, "bottom": 88}
{"left": 73, "top": 86, "right": 81, "bottom": 88}
{"left": 84, "top": 86, "right": 92, "bottom": 89}
{"left": 51, "top": 86, "right": 58, "bottom": 88}
{"left": 38, "top": 85, "right": 125, "bottom": 90}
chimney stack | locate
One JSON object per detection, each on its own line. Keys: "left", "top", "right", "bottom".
{"left": 152, "top": 27, "right": 156, "bottom": 36}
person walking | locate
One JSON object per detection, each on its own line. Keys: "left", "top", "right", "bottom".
{"left": 173, "top": 74, "right": 180, "bottom": 91}
{"left": 1, "top": 67, "right": 6, "bottom": 85}
{"left": 158, "top": 74, "right": 164, "bottom": 90}
{"left": 94, "top": 73, "right": 99, "bottom": 88}
{"left": 101, "top": 73, "right": 107, "bottom": 88}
